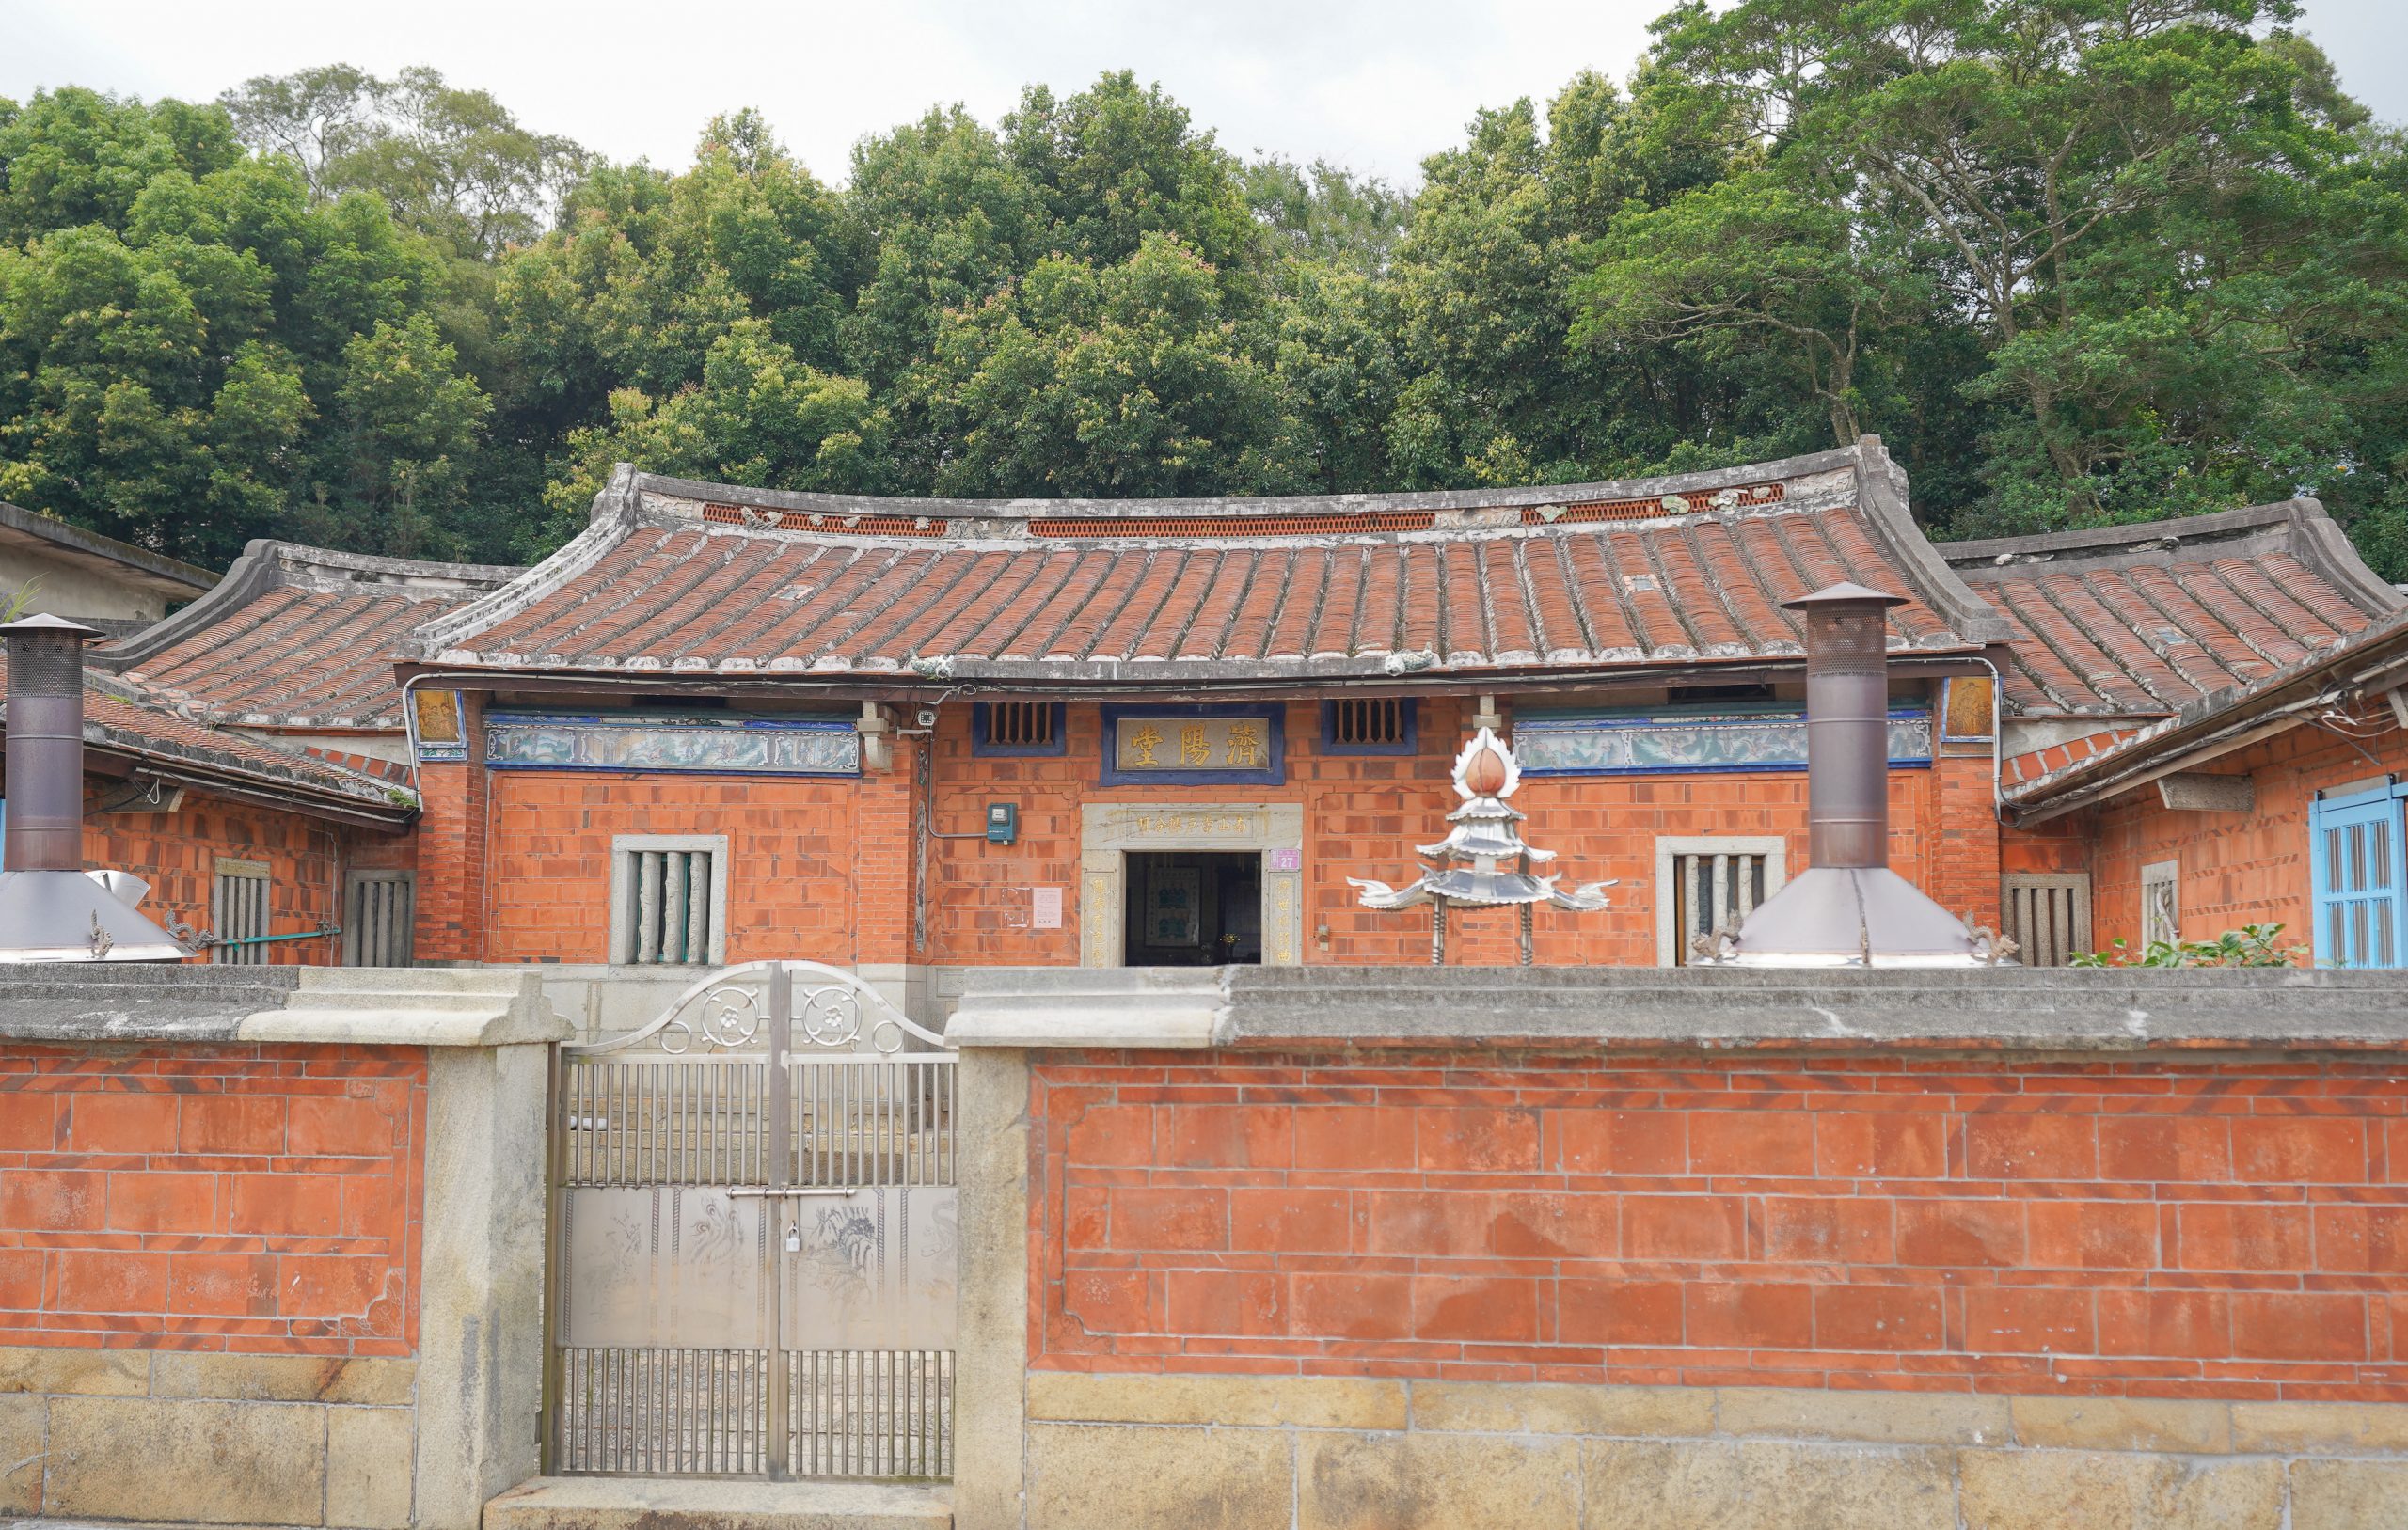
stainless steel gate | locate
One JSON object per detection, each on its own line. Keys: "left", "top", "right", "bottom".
{"left": 542, "top": 962, "right": 958, "bottom": 1478}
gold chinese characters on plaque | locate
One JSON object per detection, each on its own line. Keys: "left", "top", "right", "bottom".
{"left": 1114, "top": 717, "right": 1275, "bottom": 773}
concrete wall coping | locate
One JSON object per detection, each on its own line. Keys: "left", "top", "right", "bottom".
{"left": 0, "top": 964, "right": 569, "bottom": 1048}
{"left": 947, "top": 965, "right": 2408, "bottom": 1052}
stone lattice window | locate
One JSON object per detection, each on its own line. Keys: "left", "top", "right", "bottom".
{"left": 1323, "top": 698, "right": 1416, "bottom": 754}
{"left": 344, "top": 870, "right": 416, "bottom": 967}
{"left": 2140, "top": 860, "right": 2180, "bottom": 950}
{"left": 611, "top": 836, "right": 728, "bottom": 966}
{"left": 1655, "top": 837, "right": 1784, "bottom": 966}
{"left": 212, "top": 857, "right": 271, "bottom": 966}
{"left": 2001, "top": 873, "right": 2092, "bottom": 967}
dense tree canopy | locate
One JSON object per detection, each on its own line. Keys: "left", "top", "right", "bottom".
{"left": 3, "top": 4, "right": 2404, "bottom": 576}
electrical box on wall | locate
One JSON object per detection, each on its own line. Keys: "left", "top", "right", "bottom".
{"left": 986, "top": 802, "right": 1018, "bottom": 845}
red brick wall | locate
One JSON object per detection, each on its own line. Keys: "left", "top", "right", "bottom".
{"left": 484, "top": 770, "right": 865, "bottom": 963}
{"left": 0, "top": 1042, "right": 423, "bottom": 1354}
{"left": 416, "top": 693, "right": 489, "bottom": 962}
{"left": 2089, "top": 722, "right": 2408, "bottom": 952}
{"left": 928, "top": 698, "right": 1995, "bottom": 967}
{"left": 82, "top": 792, "right": 374, "bottom": 966}
{"left": 1033, "top": 1048, "right": 2408, "bottom": 1400}
{"left": 449, "top": 692, "right": 2001, "bottom": 968}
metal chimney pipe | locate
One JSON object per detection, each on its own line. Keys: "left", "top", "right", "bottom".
{"left": 2, "top": 614, "right": 100, "bottom": 873}
{"left": 1784, "top": 583, "right": 1908, "bottom": 871}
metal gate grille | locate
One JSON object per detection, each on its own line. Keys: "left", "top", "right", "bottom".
{"left": 545, "top": 963, "right": 958, "bottom": 1479}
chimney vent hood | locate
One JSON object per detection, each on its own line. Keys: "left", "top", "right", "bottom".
{"left": 0, "top": 614, "right": 190, "bottom": 962}
{"left": 1697, "top": 584, "right": 2012, "bottom": 968}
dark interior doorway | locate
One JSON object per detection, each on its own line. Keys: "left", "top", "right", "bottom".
{"left": 1122, "top": 851, "right": 1262, "bottom": 966}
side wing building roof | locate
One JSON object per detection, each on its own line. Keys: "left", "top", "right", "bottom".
{"left": 1939, "top": 501, "right": 2401, "bottom": 720}
{"left": 98, "top": 543, "right": 520, "bottom": 731}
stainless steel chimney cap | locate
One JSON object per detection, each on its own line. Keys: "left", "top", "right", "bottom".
{"left": 0, "top": 613, "right": 102, "bottom": 638}
{"left": 1780, "top": 581, "right": 1907, "bottom": 613}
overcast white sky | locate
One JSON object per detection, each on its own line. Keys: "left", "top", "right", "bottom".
{"left": 5, "top": 0, "right": 2402, "bottom": 188}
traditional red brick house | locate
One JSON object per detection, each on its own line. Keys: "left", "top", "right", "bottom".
{"left": 4, "top": 650, "right": 419, "bottom": 963}
{"left": 0, "top": 542, "right": 514, "bottom": 966}
{"left": 1937, "top": 504, "right": 2405, "bottom": 964}
{"left": 21, "top": 438, "right": 2397, "bottom": 993}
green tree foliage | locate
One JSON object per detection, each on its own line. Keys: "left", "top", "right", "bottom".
{"left": 0, "top": 87, "right": 490, "bottom": 564}
{"left": 1610, "top": 0, "right": 2408, "bottom": 543}
{"left": 220, "top": 64, "right": 587, "bottom": 260}
{"left": 5, "top": 21, "right": 2407, "bottom": 577}
{"left": 916, "top": 234, "right": 1303, "bottom": 497}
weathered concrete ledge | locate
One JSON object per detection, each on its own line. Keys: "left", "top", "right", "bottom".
{"left": 0, "top": 963, "right": 569, "bottom": 1047}
{"left": 949, "top": 964, "right": 2408, "bottom": 1051}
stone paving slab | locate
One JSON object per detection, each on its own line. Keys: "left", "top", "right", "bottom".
{"left": 481, "top": 1475, "right": 952, "bottom": 1530}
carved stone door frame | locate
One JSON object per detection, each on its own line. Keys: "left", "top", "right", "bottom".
{"left": 1078, "top": 803, "right": 1306, "bottom": 967}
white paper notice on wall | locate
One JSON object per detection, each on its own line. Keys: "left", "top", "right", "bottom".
{"left": 1031, "top": 886, "right": 1064, "bottom": 929}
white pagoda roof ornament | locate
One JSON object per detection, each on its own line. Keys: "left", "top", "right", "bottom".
{"left": 1346, "top": 728, "right": 1615, "bottom": 963}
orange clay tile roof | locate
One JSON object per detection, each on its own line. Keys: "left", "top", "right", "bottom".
{"left": 1940, "top": 501, "right": 2401, "bottom": 719}
{"left": 98, "top": 543, "right": 519, "bottom": 731}
{"left": 412, "top": 446, "right": 2015, "bottom": 683}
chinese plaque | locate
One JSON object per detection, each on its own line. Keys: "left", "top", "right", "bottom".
{"left": 1113, "top": 717, "right": 1275, "bottom": 773}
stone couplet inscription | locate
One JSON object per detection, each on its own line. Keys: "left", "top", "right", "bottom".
{"left": 1104, "top": 809, "right": 1269, "bottom": 841}
{"left": 1113, "top": 716, "right": 1274, "bottom": 773}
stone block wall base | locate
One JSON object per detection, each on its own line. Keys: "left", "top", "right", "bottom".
{"left": 480, "top": 1476, "right": 952, "bottom": 1530}
{"left": 1004, "top": 1374, "right": 2408, "bottom": 1530}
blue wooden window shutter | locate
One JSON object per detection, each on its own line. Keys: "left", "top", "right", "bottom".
{"left": 2309, "top": 784, "right": 2408, "bottom": 968}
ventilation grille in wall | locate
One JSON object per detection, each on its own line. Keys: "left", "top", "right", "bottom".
{"left": 1671, "top": 850, "right": 1773, "bottom": 966}
{"left": 983, "top": 702, "right": 1057, "bottom": 749}
{"left": 2001, "top": 873, "right": 2092, "bottom": 967}
{"left": 618, "top": 847, "right": 718, "bottom": 965}
{"left": 212, "top": 858, "right": 270, "bottom": 967}
{"left": 1330, "top": 698, "right": 1411, "bottom": 749}
{"left": 345, "top": 871, "right": 416, "bottom": 968}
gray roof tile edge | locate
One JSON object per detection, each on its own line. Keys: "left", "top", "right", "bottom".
{"left": 2001, "top": 603, "right": 2408, "bottom": 819}
{"left": 407, "top": 465, "right": 643, "bottom": 663}
{"left": 629, "top": 446, "right": 1871, "bottom": 521}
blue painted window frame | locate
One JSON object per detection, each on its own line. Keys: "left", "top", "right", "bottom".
{"left": 2309, "top": 781, "right": 2408, "bottom": 969}
{"left": 1099, "top": 702, "right": 1286, "bottom": 786}
{"left": 1320, "top": 698, "right": 1418, "bottom": 756}
{"left": 971, "top": 701, "right": 1069, "bottom": 758}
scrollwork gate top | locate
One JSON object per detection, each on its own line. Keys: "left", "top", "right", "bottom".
{"left": 565, "top": 959, "right": 950, "bottom": 1056}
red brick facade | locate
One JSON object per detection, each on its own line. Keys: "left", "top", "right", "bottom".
{"left": 420, "top": 695, "right": 2002, "bottom": 967}
{"left": 82, "top": 791, "right": 397, "bottom": 967}
{"left": 1033, "top": 1048, "right": 2408, "bottom": 1400}
{"left": 2086, "top": 722, "right": 2408, "bottom": 954}
{"left": 0, "top": 1042, "right": 423, "bottom": 1354}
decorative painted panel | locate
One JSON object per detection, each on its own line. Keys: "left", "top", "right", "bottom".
{"left": 412, "top": 688, "right": 467, "bottom": 763}
{"left": 486, "top": 711, "right": 860, "bottom": 775}
{"left": 1515, "top": 704, "right": 1932, "bottom": 776}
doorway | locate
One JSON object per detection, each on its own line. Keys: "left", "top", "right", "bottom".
{"left": 1121, "top": 851, "right": 1263, "bottom": 966}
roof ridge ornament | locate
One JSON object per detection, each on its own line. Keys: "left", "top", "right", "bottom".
{"left": 1346, "top": 727, "right": 1615, "bottom": 965}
